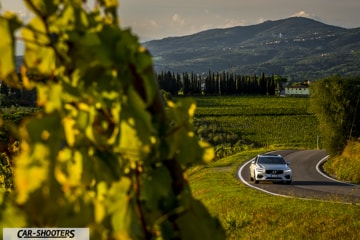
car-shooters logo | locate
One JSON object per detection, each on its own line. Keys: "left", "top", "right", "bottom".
{"left": 3, "top": 228, "right": 89, "bottom": 240}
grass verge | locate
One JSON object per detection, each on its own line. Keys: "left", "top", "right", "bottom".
{"left": 187, "top": 149, "right": 360, "bottom": 240}
{"left": 324, "top": 140, "right": 360, "bottom": 184}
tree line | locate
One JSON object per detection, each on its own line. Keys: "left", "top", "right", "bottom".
{"left": 310, "top": 76, "right": 360, "bottom": 155}
{"left": 0, "top": 74, "right": 36, "bottom": 107}
{"left": 0, "top": 71, "right": 286, "bottom": 107}
{"left": 156, "top": 71, "right": 287, "bottom": 96}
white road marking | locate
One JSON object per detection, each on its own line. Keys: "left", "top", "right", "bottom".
{"left": 315, "top": 155, "right": 356, "bottom": 186}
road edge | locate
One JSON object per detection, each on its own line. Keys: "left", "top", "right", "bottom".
{"left": 315, "top": 155, "right": 357, "bottom": 186}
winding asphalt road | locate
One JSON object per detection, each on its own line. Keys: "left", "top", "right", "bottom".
{"left": 238, "top": 149, "right": 360, "bottom": 204}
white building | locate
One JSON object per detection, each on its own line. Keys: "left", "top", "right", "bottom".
{"left": 284, "top": 86, "right": 310, "bottom": 96}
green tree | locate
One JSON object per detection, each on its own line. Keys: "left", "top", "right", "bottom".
{"left": 0, "top": 1, "right": 224, "bottom": 239}
{"left": 274, "top": 75, "right": 287, "bottom": 96}
{"left": 310, "top": 76, "right": 360, "bottom": 155}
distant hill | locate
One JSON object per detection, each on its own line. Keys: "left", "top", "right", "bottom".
{"left": 144, "top": 17, "right": 360, "bottom": 81}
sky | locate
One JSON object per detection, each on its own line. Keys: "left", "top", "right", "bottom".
{"left": 1, "top": 0, "right": 360, "bottom": 41}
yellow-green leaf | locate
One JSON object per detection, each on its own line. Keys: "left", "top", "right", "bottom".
{"left": 0, "top": 14, "right": 20, "bottom": 86}
{"left": 15, "top": 143, "right": 50, "bottom": 204}
{"left": 22, "top": 17, "right": 56, "bottom": 76}
{"left": 63, "top": 117, "right": 76, "bottom": 146}
{"left": 36, "top": 83, "right": 63, "bottom": 113}
{"left": 199, "top": 141, "right": 215, "bottom": 163}
{"left": 23, "top": 0, "right": 61, "bottom": 16}
{"left": 104, "top": 0, "right": 118, "bottom": 8}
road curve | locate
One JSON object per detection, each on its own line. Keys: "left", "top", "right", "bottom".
{"left": 238, "top": 149, "right": 360, "bottom": 204}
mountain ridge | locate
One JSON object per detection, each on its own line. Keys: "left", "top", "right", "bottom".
{"left": 144, "top": 17, "right": 360, "bottom": 81}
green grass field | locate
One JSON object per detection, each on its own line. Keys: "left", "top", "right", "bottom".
{"left": 184, "top": 96, "right": 360, "bottom": 239}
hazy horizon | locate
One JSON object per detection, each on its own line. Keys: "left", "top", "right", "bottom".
{"left": 2, "top": 0, "right": 360, "bottom": 42}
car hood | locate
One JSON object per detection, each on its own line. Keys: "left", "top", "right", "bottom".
{"left": 258, "top": 164, "right": 291, "bottom": 170}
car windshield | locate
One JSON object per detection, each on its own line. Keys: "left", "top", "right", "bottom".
{"left": 258, "top": 156, "right": 286, "bottom": 164}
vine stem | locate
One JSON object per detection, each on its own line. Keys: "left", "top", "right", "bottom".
{"left": 134, "top": 162, "right": 152, "bottom": 239}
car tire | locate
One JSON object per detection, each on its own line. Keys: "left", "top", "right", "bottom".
{"left": 285, "top": 180, "right": 292, "bottom": 185}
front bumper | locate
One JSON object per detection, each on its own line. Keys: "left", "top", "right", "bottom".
{"left": 255, "top": 172, "right": 292, "bottom": 182}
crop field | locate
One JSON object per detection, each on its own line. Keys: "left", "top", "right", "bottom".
{"left": 191, "top": 95, "right": 320, "bottom": 149}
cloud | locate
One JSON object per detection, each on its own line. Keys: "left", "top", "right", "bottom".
{"left": 149, "top": 20, "right": 159, "bottom": 28}
{"left": 291, "top": 10, "right": 311, "bottom": 18}
{"left": 172, "top": 13, "right": 185, "bottom": 26}
{"left": 221, "top": 18, "right": 248, "bottom": 28}
{"left": 290, "top": 11, "right": 322, "bottom": 21}
{"left": 188, "top": 18, "right": 248, "bottom": 34}
{"left": 256, "top": 18, "right": 266, "bottom": 24}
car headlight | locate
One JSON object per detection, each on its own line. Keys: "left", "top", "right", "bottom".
{"left": 256, "top": 167, "right": 265, "bottom": 173}
{"left": 284, "top": 169, "right": 292, "bottom": 173}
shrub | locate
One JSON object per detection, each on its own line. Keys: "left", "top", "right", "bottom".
{"left": 324, "top": 140, "right": 360, "bottom": 183}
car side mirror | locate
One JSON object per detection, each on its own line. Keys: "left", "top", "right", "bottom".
{"left": 287, "top": 161, "right": 291, "bottom": 165}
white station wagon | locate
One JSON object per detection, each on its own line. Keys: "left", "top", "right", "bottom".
{"left": 250, "top": 154, "right": 292, "bottom": 184}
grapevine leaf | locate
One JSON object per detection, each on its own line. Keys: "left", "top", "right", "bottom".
{"left": 24, "top": 0, "right": 61, "bottom": 17}
{"left": 107, "top": 103, "right": 121, "bottom": 145}
{"left": 15, "top": 143, "right": 50, "bottom": 204}
{"left": 0, "top": 198, "right": 27, "bottom": 229}
{"left": 0, "top": 1, "right": 225, "bottom": 238}
{"left": 15, "top": 112, "right": 64, "bottom": 204}
{"left": 69, "top": 32, "right": 113, "bottom": 70}
{"left": 103, "top": 0, "right": 118, "bottom": 8}
{"left": 94, "top": 181, "right": 107, "bottom": 223}
{"left": 139, "top": 166, "right": 174, "bottom": 214}
{"left": 130, "top": 46, "right": 158, "bottom": 106}
{"left": 63, "top": 116, "right": 76, "bottom": 147}
{"left": 22, "top": 17, "right": 56, "bottom": 76}
{"left": 198, "top": 141, "right": 215, "bottom": 163}
{"left": 119, "top": 119, "right": 142, "bottom": 160}
{"left": 176, "top": 135, "right": 211, "bottom": 165}
{"left": 176, "top": 199, "right": 225, "bottom": 240}
{"left": 165, "top": 99, "right": 198, "bottom": 161}
{"left": 36, "top": 82, "right": 63, "bottom": 113}
{"left": 77, "top": 109, "right": 89, "bottom": 131}
{"left": 55, "top": 150, "right": 83, "bottom": 188}
{"left": 91, "top": 150, "right": 122, "bottom": 183}
{"left": 107, "top": 178, "right": 143, "bottom": 239}
{"left": 126, "top": 85, "right": 153, "bottom": 132}
{"left": 85, "top": 106, "right": 96, "bottom": 143}
{"left": 119, "top": 86, "right": 153, "bottom": 160}
{"left": 0, "top": 13, "right": 21, "bottom": 86}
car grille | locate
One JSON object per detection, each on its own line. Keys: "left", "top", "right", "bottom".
{"left": 265, "top": 170, "right": 284, "bottom": 174}
{"left": 267, "top": 177, "right": 282, "bottom": 179}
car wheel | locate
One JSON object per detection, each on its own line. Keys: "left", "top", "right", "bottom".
{"left": 286, "top": 180, "right": 292, "bottom": 185}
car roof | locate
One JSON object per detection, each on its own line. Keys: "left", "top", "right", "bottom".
{"left": 258, "top": 154, "right": 282, "bottom": 157}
